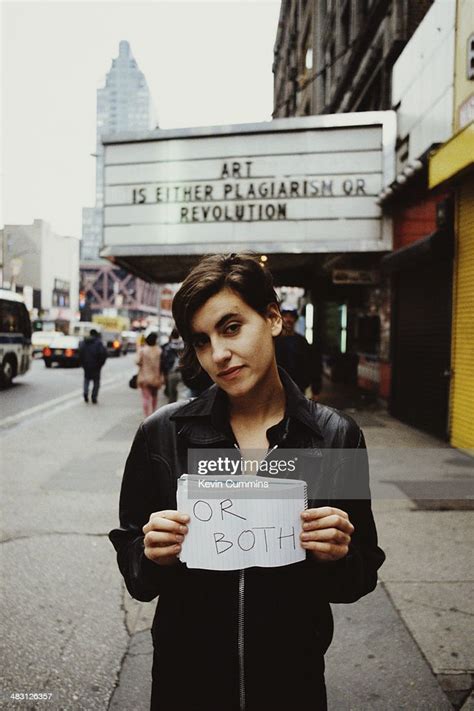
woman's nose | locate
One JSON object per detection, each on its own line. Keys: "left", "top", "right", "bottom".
{"left": 211, "top": 339, "right": 231, "bottom": 364}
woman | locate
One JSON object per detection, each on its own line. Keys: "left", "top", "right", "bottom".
{"left": 110, "top": 253, "right": 385, "bottom": 711}
{"left": 136, "top": 331, "right": 162, "bottom": 417}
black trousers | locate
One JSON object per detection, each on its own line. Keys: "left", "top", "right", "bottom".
{"left": 83, "top": 370, "right": 101, "bottom": 400}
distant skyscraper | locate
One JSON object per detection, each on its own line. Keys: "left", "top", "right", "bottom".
{"left": 81, "top": 40, "right": 156, "bottom": 261}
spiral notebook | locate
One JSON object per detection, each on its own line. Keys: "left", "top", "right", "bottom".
{"left": 177, "top": 474, "right": 308, "bottom": 571}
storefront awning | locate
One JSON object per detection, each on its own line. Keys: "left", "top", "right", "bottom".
{"left": 100, "top": 245, "right": 324, "bottom": 286}
{"left": 429, "top": 121, "right": 474, "bottom": 188}
{"left": 381, "top": 229, "right": 453, "bottom": 273}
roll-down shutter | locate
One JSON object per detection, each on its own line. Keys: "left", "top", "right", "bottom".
{"left": 391, "top": 252, "right": 453, "bottom": 439}
{"left": 451, "top": 177, "right": 474, "bottom": 450}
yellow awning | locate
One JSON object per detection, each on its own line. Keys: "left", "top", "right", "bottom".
{"left": 429, "top": 121, "right": 474, "bottom": 188}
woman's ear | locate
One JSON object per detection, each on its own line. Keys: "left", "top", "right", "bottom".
{"left": 266, "top": 303, "right": 283, "bottom": 337}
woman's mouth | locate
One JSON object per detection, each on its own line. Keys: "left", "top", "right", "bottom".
{"left": 218, "top": 366, "right": 244, "bottom": 381}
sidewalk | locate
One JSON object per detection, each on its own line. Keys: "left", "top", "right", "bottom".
{"left": 108, "top": 384, "right": 473, "bottom": 710}
{"left": 2, "top": 377, "right": 470, "bottom": 710}
{"left": 361, "top": 408, "right": 473, "bottom": 710}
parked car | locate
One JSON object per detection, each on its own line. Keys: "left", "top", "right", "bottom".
{"left": 31, "top": 330, "right": 63, "bottom": 357}
{"left": 102, "top": 330, "right": 123, "bottom": 357}
{"left": 43, "top": 336, "right": 82, "bottom": 368}
{"left": 121, "top": 330, "right": 138, "bottom": 353}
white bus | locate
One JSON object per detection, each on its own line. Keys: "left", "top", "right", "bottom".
{"left": 0, "top": 289, "right": 32, "bottom": 387}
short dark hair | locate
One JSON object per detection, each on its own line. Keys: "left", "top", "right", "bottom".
{"left": 145, "top": 332, "right": 158, "bottom": 346}
{"left": 172, "top": 253, "right": 279, "bottom": 375}
{"left": 90, "top": 328, "right": 99, "bottom": 337}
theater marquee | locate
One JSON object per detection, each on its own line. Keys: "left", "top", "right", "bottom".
{"left": 101, "top": 113, "right": 395, "bottom": 280}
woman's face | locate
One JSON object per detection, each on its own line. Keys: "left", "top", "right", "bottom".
{"left": 190, "top": 288, "right": 282, "bottom": 398}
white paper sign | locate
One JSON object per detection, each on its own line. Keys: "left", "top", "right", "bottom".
{"left": 177, "top": 475, "right": 307, "bottom": 571}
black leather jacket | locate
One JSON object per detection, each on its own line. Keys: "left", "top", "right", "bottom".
{"left": 109, "top": 369, "right": 385, "bottom": 711}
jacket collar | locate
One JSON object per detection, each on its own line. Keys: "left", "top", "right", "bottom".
{"left": 170, "top": 367, "right": 323, "bottom": 441}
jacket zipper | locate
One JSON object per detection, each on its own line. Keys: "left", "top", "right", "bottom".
{"left": 233, "top": 442, "right": 279, "bottom": 711}
{"left": 238, "top": 568, "right": 245, "bottom": 711}
{"left": 233, "top": 442, "right": 279, "bottom": 473}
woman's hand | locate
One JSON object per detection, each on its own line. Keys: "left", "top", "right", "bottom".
{"left": 143, "top": 510, "right": 190, "bottom": 566}
{"left": 300, "top": 506, "right": 354, "bottom": 562}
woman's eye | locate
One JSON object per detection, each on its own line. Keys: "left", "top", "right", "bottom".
{"left": 193, "top": 337, "right": 208, "bottom": 349}
{"left": 224, "top": 322, "right": 240, "bottom": 335}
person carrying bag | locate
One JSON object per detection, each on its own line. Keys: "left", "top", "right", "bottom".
{"left": 135, "top": 332, "right": 163, "bottom": 417}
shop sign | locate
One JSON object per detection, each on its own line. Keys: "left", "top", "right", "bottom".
{"left": 332, "top": 269, "right": 380, "bottom": 285}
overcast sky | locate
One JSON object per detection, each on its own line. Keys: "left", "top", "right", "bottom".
{"left": 2, "top": 0, "right": 281, "bottom": 238}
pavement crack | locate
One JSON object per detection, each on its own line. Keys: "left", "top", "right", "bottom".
{"left": 0, "top": 532, "right": 109, "bottom": 544}
{"left": 107, "top": 584, "right": 133, "bottom": 711}
{"left": 399, "top": 598, "right": 474, "bottom": 618}
{"left": 128, "top": 650, "right": 152, "bottom": 658}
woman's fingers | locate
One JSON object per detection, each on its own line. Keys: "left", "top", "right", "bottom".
{"left": 144, "top": 530, "right": 184, "bottom": 547}
{"left": 143, "top": 510, "right": 190, "bottom": 535}
{"left": 300, "top": 527, "right": 351, "bottom": 544}
{"left": 144, "top": 542, "right": 182, "bottom": 562}
{"left": 300, "top": 507, "right": 353, "bottom": 561}
{"left": 144, "top": 528, "right": 185, "bottom": 562}
{"left": 302, "top": 506, "right": 349, "bottom": 521}
{"left": 301, "top": 513, "right": 354, "bottom": 535}
{"left": 143, "top": 511, "right": 190, "bottom": 564}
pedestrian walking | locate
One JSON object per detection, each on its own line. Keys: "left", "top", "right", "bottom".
{"left": 136, "top": 331, "right": 163, "bottom": 418}
{"left": 110, "top": 253, "right": 384, "bottom": 711}
{"left": 78, "top": 328, "right": 107, "bottom": 404}
{"left": 160, "top": 328, "right": 184, "bottom": 403}
{"left": 275, "top": 305, "right": 322, "bottom": 398}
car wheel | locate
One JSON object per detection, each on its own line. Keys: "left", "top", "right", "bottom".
{"left": 0, "top": 356, "right": 16, "bottom": 388}
{"left": 44, "top": 359, "right": 52, "bottom": 368}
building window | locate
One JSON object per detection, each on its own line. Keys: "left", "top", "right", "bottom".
{"left": 468, "top": 33, "right": 474, "bottom": 80}
{"left": 0, "top": 301, "right": 21, "bottom": 333}
{"left": 52, "top": 279, "right": 70, "bottom": 308}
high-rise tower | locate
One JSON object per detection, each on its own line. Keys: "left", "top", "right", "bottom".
{"left": 81, "top": 40, "right": 156, "bottom": 261}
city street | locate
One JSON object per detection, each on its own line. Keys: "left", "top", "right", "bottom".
{"left": 2, "top": 0, "right": 473, "bottom": 709}
{"left": 1, "top": 355, "right": 134, "bottom": 422}
{"left": 1, "top": 376, "right": 472, "bottom": 710}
